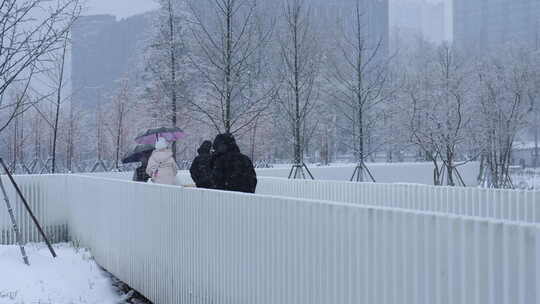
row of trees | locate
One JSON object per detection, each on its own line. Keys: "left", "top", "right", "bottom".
{"left": 397, "top": 40, "right": 538, "bottom": 187}
{"left": 0, "top": 0, "right": 538, "bottom": 188}
{"left": 0, "top": 0, "right": 81, "bottom": 173}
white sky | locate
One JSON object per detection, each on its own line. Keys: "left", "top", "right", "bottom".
{"left": 83, "top": 0, "right": 159, "bottom": 19}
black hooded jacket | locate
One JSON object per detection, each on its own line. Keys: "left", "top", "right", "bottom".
{"left": 211, "top": 134, "right": 257, "bottom": 193}
{"left": 133, "top": 155, "right": 151, "bottom": 182}
{"left": 190, "top": 141, "right": 214, "bottom": 189}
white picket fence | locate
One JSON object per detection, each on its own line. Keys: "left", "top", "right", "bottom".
{"left": 65, "top": 175, "right": 540, "bottom": 304}
{"left": 1, "top": 174, "right": 540, "bottom": 303}
{"left": 256, "top": 178, "right": 540, "bottom": 223}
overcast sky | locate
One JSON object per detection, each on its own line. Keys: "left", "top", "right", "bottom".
{"left": 83, "top": 0, "right": 158, "bottom": 19}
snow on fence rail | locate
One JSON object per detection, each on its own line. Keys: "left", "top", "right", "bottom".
{"left": 256, "top": 178, "right": 540, "bottom": 223}
{"left": 66, "top": 175, "right": 540, "bottom": 304}
{"left": 0, "top": 175, "right": 68, "bottom": 245}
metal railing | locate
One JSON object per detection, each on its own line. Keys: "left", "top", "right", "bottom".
{"left": 256, "top": 177, "right": 540, "bottom": 223}
{"left": 0, "top": 175, "right": 68, "bottom": 244}
{"left": 1, "top": 174, "right": 539, "bottom": 303}
{"left": 65, "top": 175, "right": 540, "bottom": 304}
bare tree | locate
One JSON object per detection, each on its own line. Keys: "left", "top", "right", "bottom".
{"left": 50, "top": 34, "right": 69, "bottom": 173}
{"left": 0, "top": 0, "right": 80, "bottom": 134}
{"left": 405, "top": 44, "right": 474, "bottom": 186}
{"left": 277, "top": 0, "right": 319, "bottom": 179}
{"left": 28, "top": 3, "right": 80, "bottom": 173}
{"left": 141, "top": 0, "right": 194, "bottom": 159}
{"left": 104, "top": 78, "right": 132, "bottom": 170}
{"left": 528, "top": 45, "right": 540, "bottom": 168}
{"left": 477, "top": 48, "right": 535, "bottom": 188}
{"left": 187, "top": 0, "right": 274, "bottom": 134}
{"left": 65, "top": 97, "right": 84, "bottom": 172}
{"left": 325, "top": 0, "right": 390, "bottom": 181}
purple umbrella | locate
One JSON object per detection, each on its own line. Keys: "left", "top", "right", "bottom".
{"left": 135, "top": 127, "right": 186, "bottom": 145}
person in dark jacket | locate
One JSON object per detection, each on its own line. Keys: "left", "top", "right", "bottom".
{"left": 190, "top": 140, "right": 214, "bottom": 189}
{"left": 211, "top": 133, "right": 257, "bottom": 193}
{"left": 133, "top": 154, "right": 151, "bottom": 182}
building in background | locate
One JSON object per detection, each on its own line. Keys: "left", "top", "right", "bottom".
{"left": 453, "top": 0, "right": 540, "bottom": 52}
{"left": 72, "top": 1, "right": 390, "bottom": 111}
{"left": 71, "top": 14, "right": 151, "bottom": 108}
{"left": 390, "top": 0, "right": 447, "bottom": 45}
{"left": 325, "top": 0, "right": 390, "bottom": 54}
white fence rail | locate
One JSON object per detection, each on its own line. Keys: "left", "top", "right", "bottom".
{"left": 0, "top": 175, "right": 68, "bottom": 244}
{"left": 2, "top": 173, "right": 539, "bottom": 246}
{"left": 256, "top": 161, "right": 481, "bottom": 185}
{"left": 85, "top": 161, "right": 481, "bottom": 186}
{"left": 65, "top": 175, "right": 540, "bottom": 304}
{"left": 256, "top": 178, "right": 540, "bottom": 223}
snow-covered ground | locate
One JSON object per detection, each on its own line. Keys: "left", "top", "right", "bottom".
{"left": 87, "top": 161, "right": 481, "bottom": 186}
{"left": 0, "top": 243, "right": 121, "bottom": 304}
{"left": 512, "top": 171, "right": 540, "bottom": 190}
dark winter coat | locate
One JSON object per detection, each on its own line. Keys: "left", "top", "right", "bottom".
{"left": 133, "top": 157, "right": 151, "bottom": 182}
{"left": 211, "top": 134, "right": 257, "bottom": 193}
{"left": 190, "top": 141, "right": 214, "bottom": 189}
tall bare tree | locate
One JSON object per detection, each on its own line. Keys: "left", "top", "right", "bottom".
{"left": 408, "top": 44, "right": 473, "bottom": 186}
{"left": 325, "top": 0, "right": 390, "bottom": 181}
{"left": 0, "top": 0, "right": 80, "bottom": 134}
{"left": 187, "top": 0, "right": 274, "bottom": 134}
{"left": 277, "top": 0, "right": 319, "bottom": 178}
{"left": 477, "top": 48, "right": 535, "bottom": 188}
{"left": 105, "top": 78, "right": 132, "bottom": 170}
{"left": 141, "top": 0, "right": 194, "bottom": 159}
{"left": 50, "top": 34, "right": 70, "bottom": 173}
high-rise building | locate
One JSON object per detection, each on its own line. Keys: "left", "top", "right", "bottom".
{"left": 325, "top": 0, "right": 389, "bottom": 54}
{"left": 71, "top": 14, "right": 152, "bottom": 108}
{"left": 71, "top": 0, "right": 390, "bottom": 109}
{"left": 257, "top": 0, "right": 389, "bottom": 54}
{"left": 391, "top": 0, "right": 447, "bottom": 45}
{"left": 453, "top": 0, "right": 540, "bottom": 52}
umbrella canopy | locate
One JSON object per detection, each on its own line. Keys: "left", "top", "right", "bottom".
{"left": 122, "top": 144, "right": 155, "bottom": 164}
{"left": 135, "top": 127, "right": 186, "bottom": 145}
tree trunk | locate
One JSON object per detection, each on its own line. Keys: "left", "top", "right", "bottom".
{"left": 293, "top": 10, "right": 302, "bottom": 165}
{"left": 51, "top": 34, "right": 69, "bottom": 174}
{"left": 115, "top": 104, "right": 124, "bottom": 170}
{"left": 224, "top": 4, "right": 233, "bottom": 133}
{"left": 168, "top": 0, "right": 178, "bottom": 160}
{"left": 67, "top": 101, "right": 74, "bottom": 172}
{"left": 355, "top": 1, "right": 364, "bottom": 181}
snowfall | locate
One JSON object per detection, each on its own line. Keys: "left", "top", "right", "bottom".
{"left": 0, "top": 243, "right": 122, "bottom": 304}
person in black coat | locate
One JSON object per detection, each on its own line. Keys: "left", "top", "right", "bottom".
{"left": 133, "top": 154, "right": 151, "bottom": 182}
{"left": 189, "top": 141, "right": 214, "bottom": 189}
{"left": 211, "top": 133, "right": 257, "bottom": 193}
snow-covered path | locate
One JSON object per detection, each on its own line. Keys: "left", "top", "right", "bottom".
{"left": 0, "top": 243, "right": 121, "bottom": 304}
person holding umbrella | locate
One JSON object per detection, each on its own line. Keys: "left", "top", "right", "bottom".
{"left": 122, "top": 144, "right": 155, "bottom": 182}
{"left": 134, "top": 127, "right": 185, "bottom": 185}
{"left": 134, "top": 155, "right": 151, "bottom": 182}
{"left": 146, "top": 137, "right": 178, "bottom": 185}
